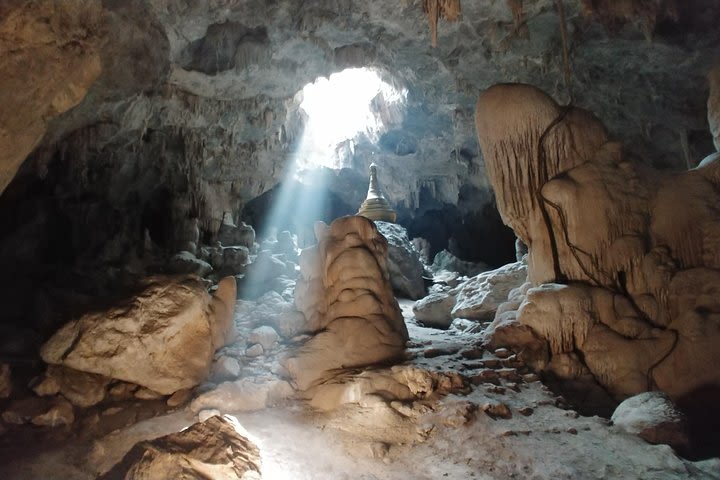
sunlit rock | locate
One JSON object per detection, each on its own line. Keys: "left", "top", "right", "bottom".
{"left": 99, "top": 415, "right": 262, "bottom": 480}
{"left": 40, "top": 276, "right": 237, "bottom": 395}
{"left": 285, "top": 215, "right": 409, "bottom": 390}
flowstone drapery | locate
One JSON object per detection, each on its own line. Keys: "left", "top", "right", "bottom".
{"left": 476, "top": 83, "right": 720, "bottom": 404}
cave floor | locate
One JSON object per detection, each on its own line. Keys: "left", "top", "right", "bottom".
{"left": 0, "top": 300, "right": 719, "bottom": 480}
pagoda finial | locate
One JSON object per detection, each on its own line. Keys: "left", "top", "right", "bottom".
{"left": 358, "top": 163, "right": 396, "bottom": 223}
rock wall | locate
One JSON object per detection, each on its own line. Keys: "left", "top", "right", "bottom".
{"left": 285, "top": 216, "right": 408, "bottom": 390}
{"left": 476, "top": 83, "right": 720, "bottom": 406}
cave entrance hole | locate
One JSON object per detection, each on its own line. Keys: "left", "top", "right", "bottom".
{"left": 295, "top": 67, "right": 407, "bottom": 173}
{"left": 246, "top": 68, "right": 406, "bottom": 244}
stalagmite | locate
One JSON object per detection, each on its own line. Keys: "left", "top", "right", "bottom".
{"left": 284, "top": 215, "right": 408, "bottom": 390}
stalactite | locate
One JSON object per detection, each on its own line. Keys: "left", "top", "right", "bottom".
{"left": 422, "top": 0, "right": 461, "bottom": 47}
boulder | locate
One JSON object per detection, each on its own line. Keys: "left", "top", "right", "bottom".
{"left": 612, "top": 392, "right": 690, "bottom": 451}
{"left": 285, "top": 216, "right": 409, "bottom": 390}
{"left": 217, "top": 218, "right": 255, "bottom": 248}
{"left": 431, "top": 249, "right": 488, "bottom": 277}
{"left": 99, "top": 415, "right": 261, "bottom": 480}
{"left": 375, "top": 221, "right": 426, "bottom": 299}
{"left": 2, "top": 396, "right": 74, "bottom": 427}
{"left": 248, "top": 326, "right": 279, "bottom": 351}
{"left": 168, "top": 251, "right": 212, "bottom": 276}
{"left": 451, "top": 261, "right": 527, "bottom": 321}
{"left": 33, "top": 365, "right": 110, "bottom": 408}
{"left": 240, "top": 252, "right": 288, "bottom": 299}
{"left": 211, "top": 356, "right": 241, "bottom": 381}
{"left": 40, "top": 276, "right": 236, "bottom": 395}
{"left": 412, "top": 292, "right": 456, "bottom": 329}
{"left": 190, "top": 378, "right": 294, "bottom": 412}
{"left": 235, "top": 292, "right": 305, "bottom": 339}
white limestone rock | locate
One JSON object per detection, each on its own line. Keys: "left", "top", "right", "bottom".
{"left": 412, "top": 292, "right": 456, "bottom": 329}
{"left": 248, "top": 325, "right": 279, "bottom": 351}
{"left": 612, "top": 392, "right": 689, "bottom": 451}
{"left": 190, "top": 378, "right": 294, "bottom": 412}
{"left": 451, "top": 261, "right": 527, "bottom": 321}
{"left": 211, "top": 356, "right": 241, "bottom": 380}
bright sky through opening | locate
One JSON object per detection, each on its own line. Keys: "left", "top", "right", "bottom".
{"left": 297, "top": 68, "right": 405, "bottom": 170}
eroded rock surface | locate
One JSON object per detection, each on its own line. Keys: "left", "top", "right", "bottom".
{"left": 285, "top": 216, "right": 409, "bottom": 390}
{"left": 375, "top": 221, "right": 426, "bottom": 299}
{"left": 476, "top": 83, "right": 720, "bottom": 408}
{"left": 41, "top": 276, "right": 237, "bottom": 394}
{"left": 100, "top": 415, "right": 262, "bottom": 480}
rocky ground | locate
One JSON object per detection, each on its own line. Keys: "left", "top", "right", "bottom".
{"left": 1, "top": 296, "right": 718, "bottom": 480}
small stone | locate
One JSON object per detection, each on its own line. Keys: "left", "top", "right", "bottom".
{"left": 485, "top": 385, "right": 506, "bottom": 394}
{"left": 460, "top": 348, "right": 484, "bottom": 360}
{"left": 518, "top": 407, "right": 534, "bottom": 416}
{"left": 0, "top": 364, "right": 12, "bottom": 399}
{"left": 470, "top": 369, "right": 499, "bottom": 386}
{"left": 423, "top": 347, "right": 456, "bottom": 358}
{"left": 494, "top": 348, "right": 512, "bottom": 359}
{"left": 167, "top": 389, "right": 193, "bottom": 408}
{"left": 567, "top": 427, "right": 578, "bottom": 435}
{"left": 198, "top": 409, "right": 222, "bottom": 422}
{"left": 108, "top": 382, "right": 138, "bottom": 400}
{"left": 245, "top": 344, "right": 264, "bottom": 357}
{"left": 522, "top": 373, "right": 540, "bottom": 383}
{"left": 31, "top": 398, "right": 74, "bottom": 427}
{"left": 134, "top": 387, "right": 165, "bottom": 400}
{"left": 211, "top": 356, "right": 241, "bottom": 380}
{"left": 482, "top": 359, "right": 502, "bottom": 369}
{"left": 497, "top": 368, "right": 520, "bottom": 381}
{"left": 248, "top": 326, "right": 280, "bottom": 351}
{"left": 102, "top": 407, "right": 123, "bottom": 416}
{"left": 482, "top": 402, "right": 512, "bottom": 419}
{"left": 32, "top": 375, "right": 60, "bottom": 397}
{"left": 505, "top": 382, "right": 521, "bottom": 392}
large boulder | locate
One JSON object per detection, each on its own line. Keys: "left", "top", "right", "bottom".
{"left": 612, "top": 392, "right": 689, "bottom": 452}
{"left": 217, "top": 218, "right": 255, "bottom": 248}
{"left": 431, "top": 249, "right": 488, "bottom": 278}
{"left": 375, "top": 221, "right": 426, "bottom": 299}
{"left": 475, "top": 83, "right": 720, "bottom": 406}
{"left": 100, "top": 415, "right": 261, "bottom": 480}
{"left": 412, "top": 292, "right": 456, "bottom": 329}
{"left": 451, "top": 261, "right": 527, "bottom": 321}
{"left": 40, "top": 276, "right": 237, "bottom": 395}
{"left": 285, "top": 216, "right": 409, "bottom": 390}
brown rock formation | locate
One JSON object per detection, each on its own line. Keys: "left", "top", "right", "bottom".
{"left": 100, "top": 415, "right": 261, "bottom": 480}
{"left": 285, "top": 215, "right": 408, "bottom": 390}
{"left": 40, "top": 276, "right": 237, "bottom": 395}
{"left": 476, "top": 83, "right": 720, "bottom": 404}
{"left": 0, "top": 0, "right": 103, "bottom": 194}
